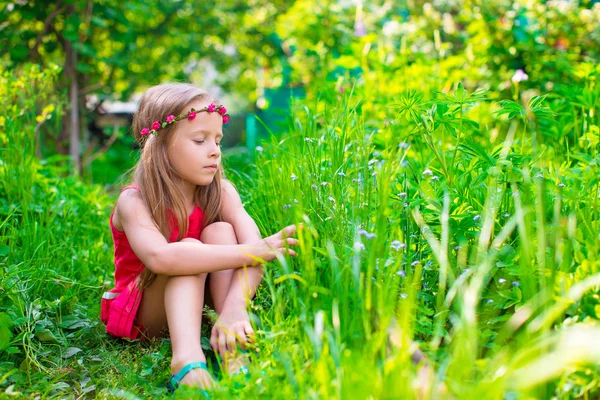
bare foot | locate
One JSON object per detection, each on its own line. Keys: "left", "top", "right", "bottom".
{"left": 222, "top": 350, "right": 251, "bottom": 376}
{"left": 171, "top": 352, "right": 216, "bottom": 390}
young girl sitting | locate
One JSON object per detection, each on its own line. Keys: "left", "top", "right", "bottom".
{"left": 100, "top": 83, "right": 299, "bottom": 393}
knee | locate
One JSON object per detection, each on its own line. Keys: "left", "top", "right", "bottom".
{"left": 181, "top": 237, "right": 201, "bottom": 243}
{"left": 200, "top": 221, "right": 237, "bottom": 244}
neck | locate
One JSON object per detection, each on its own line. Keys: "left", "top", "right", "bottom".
{"left": 179, "top": 180, "right": 196, "bottom": 209}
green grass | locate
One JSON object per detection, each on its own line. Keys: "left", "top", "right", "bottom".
{"left": 1, "top": 62, "right": 600, "bottom": 399}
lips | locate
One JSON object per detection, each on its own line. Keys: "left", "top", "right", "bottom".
{"left": 204, "top": 164, "right": 218, "bottom": 169}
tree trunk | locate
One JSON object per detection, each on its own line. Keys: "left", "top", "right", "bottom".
{"left": 64, "top": 36, "right": 81, "bottom": 175}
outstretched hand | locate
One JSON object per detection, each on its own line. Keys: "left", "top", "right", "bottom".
{"left": 251, "top": 223, "right": 301, "bottom": 263}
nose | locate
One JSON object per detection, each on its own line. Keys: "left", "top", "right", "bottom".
{"left": 209, "top": 142, "right": 221, "bottom": 158}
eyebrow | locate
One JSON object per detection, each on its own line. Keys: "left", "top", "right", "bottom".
{"left": 192, "top": 129, "right": 223, "bottom": 138}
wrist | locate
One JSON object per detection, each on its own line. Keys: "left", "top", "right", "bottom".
{"left": 222, "top": 293, "right": 250, "bottom": 311}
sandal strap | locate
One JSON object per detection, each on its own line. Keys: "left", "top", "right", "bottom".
{"left": 167, "top": 361, "right": 208, "bottom": 392}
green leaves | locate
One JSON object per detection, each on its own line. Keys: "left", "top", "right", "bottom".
{"left": 388, "top": 89, "right": 425, "bottom": 122}
{"left": 495, "top": 95, "right": 557, "bottom": 125}
{"left": 433, "top": 82, "right": 490, "bottom": 106}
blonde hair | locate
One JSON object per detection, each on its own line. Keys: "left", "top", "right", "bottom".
{"left": 130, "top": 83, "right": 224, "bottom": 289}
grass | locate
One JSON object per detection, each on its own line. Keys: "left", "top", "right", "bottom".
{"left": 1, "top": 62, "right": 600, "bottom": 399}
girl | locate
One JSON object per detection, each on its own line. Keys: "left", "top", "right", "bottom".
{"left": 100, "top": 83, "right": 300, "bottom": 393}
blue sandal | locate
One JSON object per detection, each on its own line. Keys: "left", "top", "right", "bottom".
{"left": 167, "top": 361, "right": 212, "bottom": 395}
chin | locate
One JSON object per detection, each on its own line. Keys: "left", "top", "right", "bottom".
{"left": 197, "top": 177, "right": 215, "bottom": 186}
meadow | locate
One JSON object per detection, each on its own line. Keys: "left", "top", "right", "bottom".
{"left": 1, "top": 1, "right": 600, "bottom": 398}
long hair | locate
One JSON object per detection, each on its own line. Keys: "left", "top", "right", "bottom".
{"left": 129, "top": 83, "right": 224, "bottom": 290}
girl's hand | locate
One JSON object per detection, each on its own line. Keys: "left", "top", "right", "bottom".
{"left": 251, "top": 224, "right": 300, "bottom": 262}
{"left": 210, "top": 307, "right": 254, "bottom": 357}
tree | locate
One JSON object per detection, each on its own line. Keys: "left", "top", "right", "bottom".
{"left": 0, "top": 0, "right": 294, "bottom": 174}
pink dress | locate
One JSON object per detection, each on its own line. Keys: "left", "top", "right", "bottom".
{"left": 100, "top": 185, "right": 205, "bottom": 339}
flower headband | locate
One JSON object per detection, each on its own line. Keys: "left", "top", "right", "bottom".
{"left": 140, "top": 103, "right": 230, "bottom": 137}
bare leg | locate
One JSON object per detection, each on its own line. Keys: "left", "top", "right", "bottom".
{"left": 202, "top": 222, "right": 238, "bottom": 314}
{"left": 164, "top": 273, "right": 214, "bottom": 388}
{"left": 136, "top": 237, "right": 214, "bottom": 390}
{"left": 201, "top": 222, "right": 250, "bottom": 374}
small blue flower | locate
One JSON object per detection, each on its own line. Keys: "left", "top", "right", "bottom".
{"left": 498, "top": 278, "right": 506, "bottom": 284}
{"left": 390, "top": 240, "right": 406, "bottom": 251}
{"left": 396, "top": 270, "right": 406, "bottom": 278}
{"left": 290, "top": 174, "right": 298, "bottom": 181}
{"left": 411, "top": 260, "right": 421, "bottom": 267}
{"left": 400, "top": 293, "right": 408, "bottom": 298}
{"left": 283, "top": 204, "right": 291, "bottom": 210}
{"left": 512, "top": 281, "right": 520, "bottom": 287}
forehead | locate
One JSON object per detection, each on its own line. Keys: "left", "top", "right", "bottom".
{"left": 176, "top": 99, "right": 224, "bottom": 137}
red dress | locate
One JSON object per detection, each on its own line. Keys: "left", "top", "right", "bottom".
{"left": 100, "top": 185, "right": 205, "bottom": 339}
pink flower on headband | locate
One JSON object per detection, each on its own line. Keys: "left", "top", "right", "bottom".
{"left": 207, "top": 104, "right": 216, "bottom": 113}
{"left": 223, "top": 115, "right": 230, "bottom": 124}
{"left": 140, "top": 128, "right": 150, "bottom": 136}
{"left": 151, "top": 121, "right": 161, "bottom": 130}
{"left": 166, "top": 115, "right": 176, "bottom": 123}
{"left": 218, "top": 106, "right": 227, "bottom": 115}
{"left": 188, "top": 111, "right": 197, "bottom": 120}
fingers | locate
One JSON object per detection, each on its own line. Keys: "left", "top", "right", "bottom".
{"left": 225, "top": 332, "right": 237, "bottom": 357}
{"left": 210, "top": 326, "right": 218, "bottom": 352}
{"left": 286, "top": 238, "right": 299, "bottom": 246}
{"left": 281, "top": 224, "right": 297, "bottom": 238}
{"left": 217, "top": 330, "right": 228, "bottom": 357}
{"left": 244, "top": 323, "right": 255, "bottom": 345}
{"left": 235, "top": 327, "right": 248, "bottom": 350}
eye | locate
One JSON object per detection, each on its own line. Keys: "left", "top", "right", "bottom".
{"left": 216, "top": 142, "right": 221, "bottom": 147}
{"left": 193, "top": 140, "right": 204, "bottom": 145}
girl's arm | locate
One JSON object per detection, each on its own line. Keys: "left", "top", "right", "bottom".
{"left": 117, "top": 188, "right": 297, "bottom": 276}
{"left": 220, "top": 181, "right": 267, "bottom": 309}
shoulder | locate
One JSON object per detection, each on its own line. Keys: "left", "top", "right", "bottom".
{"left": 220, "top": 179, "right": 241, "bottom": 201}
{"left": 220, "top": 179, "right": 244, "bottom": 217}
{"left": 113, "top": 188, "right": 147, "bottom": 230}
